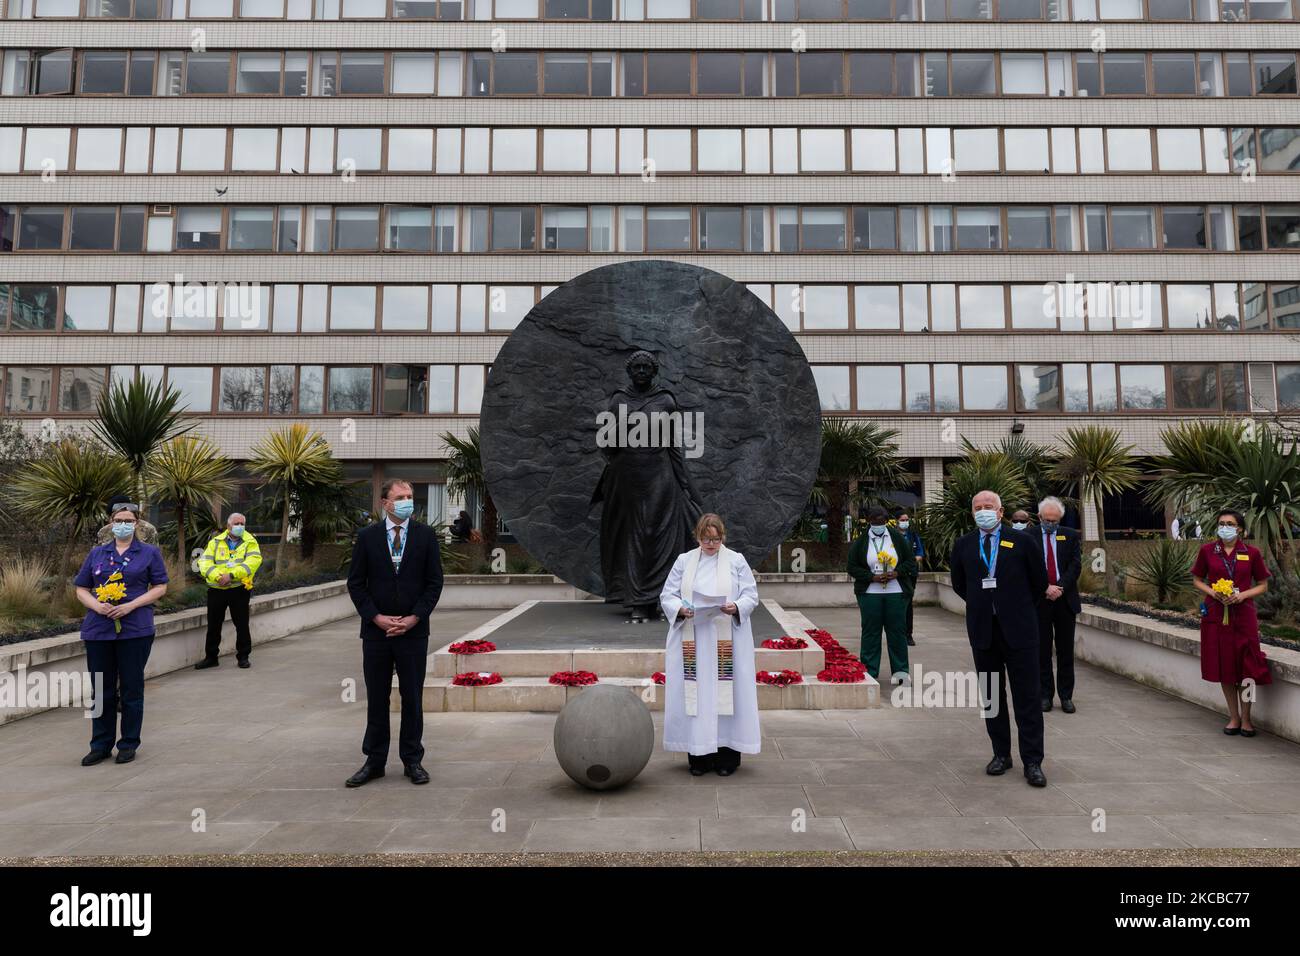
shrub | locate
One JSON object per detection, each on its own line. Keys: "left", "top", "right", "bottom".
{"left": 0, "top": 555, "right": 50, "bottom": 619}
{"left": 1127, "top": 539, "right": 1195, "bottom": 605}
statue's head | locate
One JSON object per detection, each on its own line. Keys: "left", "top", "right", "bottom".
{"left": 625, "top": 350, "right": 658, "bottom": 390}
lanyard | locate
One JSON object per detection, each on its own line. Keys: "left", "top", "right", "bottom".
{"left": 389, "top": 522, "right": 408, "bottom": 565}
{"left": 1213, "top": 543, "right": 1238, "bottom": 581}
{"left": 979, "top": 529, "right": 1000, "bottom": 577}
{"left": 868, "top": 532, "right": 891, "bottom": 565}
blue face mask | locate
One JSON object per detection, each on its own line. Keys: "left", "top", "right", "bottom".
{"left": 1217, "top": 525, "right": 1238, "bottom": 542}
{"left": 974, "top": 509, "right": 1000, "bottom": 531}
{"left": 869, "top": 524, "right": 887, "bottom": 536}
{"left": 111, "top": 522, "right": 135, "bottom": 539}
{"left": 392, "top": 499, "right": 415, "bottom": 521}
{"left": 228, "top": 525, "right": 245, "bottom": 537}
{"left": 1040, "top": 520, "right": 1059, "bottom": 534}
{"left": 1011, "top": 521, "right": 1028, "bottom": 531}
{"left": 897, "top": 521, "right": 910, "bottom": 531}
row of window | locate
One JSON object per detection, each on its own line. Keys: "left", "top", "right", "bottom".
{"left": 5, "top": 361, "right": 1297, "bottom": 417}
{"left": 0, "top": 363, "right": 489, "bottom": 415}
{"left": 4, "top": 48, "right": 1297, "bottom": 98}
{"left": 7, "top": 125, "right": 1295, "bottom": 176}
{"left": 810, "top": 362, "right": 1299, "bottom": 413}
{"left": 4, "top": 280, "right": 1298, "bottom": 333}
{"left": 6, "top": 203, "right": 1300, "bottom": 253}
{"left": 8, "top": 0, "right": 1297, "bottom": 23}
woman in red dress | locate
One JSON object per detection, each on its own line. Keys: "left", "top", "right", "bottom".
{"left": 1190, "top": 509, "right": 1272, "bottom": 737}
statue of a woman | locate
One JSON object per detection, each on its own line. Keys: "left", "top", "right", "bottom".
{"left": 590, "top": 351, "right": 703, "bottom": 622}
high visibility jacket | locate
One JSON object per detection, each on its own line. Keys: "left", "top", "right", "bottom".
{"left": 197, "top": 531, "right": 263, "bottom": 590}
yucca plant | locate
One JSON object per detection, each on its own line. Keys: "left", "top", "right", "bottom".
{"left": 1049, "top": 425, "right": 1142, "bottom": 542}
{"left": 246, "top": 424, "right": 342, "bottom": 576}
{"left": 1145, "top": 419, "right": 1245, "bottom": 525}
{"left": 1127, "top": 538, "right": 1195, "bottom": 605}
{"left": 144, "top": 434, "right": 235, "bottom": 570}
{"left": 1223, "top": 426, "right": 1300, "bottom": 575}
{"left": 6, "top": 439, "right": 134, "bottom": 573}
{"left": 810, "top": 419, "right": 906, "bottom": 563}
{"left": 920, "top": 456, "right": 1031, "bottom": 570}
{"left": 442, "top": 427, "right": 498, "bottom": 551}
{"left": 975, "top": 434, "right": 1071, "bottom": 515}
{"left": 88, "top": 377, "right": 195, "bottom": 507}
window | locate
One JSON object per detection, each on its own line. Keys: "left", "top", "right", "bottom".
{"left": 73, "top": 128, "right": 122, "bottom": 172}
{"left": 382, "top": 286, "right": 429, "bottom": 330}
{"left": 180, "top": 128, "right": 227, "bottom": 171}
{"left": 176, "top": 207, "right": 222, "bottom": 250}
{"left": 492, "top": 207, "right": 538, "bottom": 250}
{"left": 3, "top": 367, "right": 53, "bottom": 414}
{"left": 69, "top": 207, "right": 117, "bottom": 250}
{"left": 8, "top": 285, "right": 59, "bottom": 330}
{"left": 298, "top": 366, "right": 324, "bottom": 413}
{"left": 853, "top": 285, "right": 900, "bottom": 329}
{"left": 334, "top": 207, "right": 379, "bottom": 250}
{"left": 802, "top": 207, "right": 847, "bottom": 250}
{"left": 219, "top": 367, "right": 266, "bottom": 412}
{"left": 229, "top": 207, "right": 274, "bottom": 250}
{"left": 1007, "top": 207, "right": 1051, "bottom": 249}
{"left": 23, "top": 128, "right": 69, "bottom": 171}
{"left": 802, "top": 285, "right": 850, "bottom": 330}
{"left": 383, "top": 365, "right": 429, "bottom": 414}
{"left": 542, "top": 129, "right": 587, "bottom": 172}
{"left": 1119, "top": 365, "right": 1166, "bottom": 409}
{"left": 392, "top": 54, "right": 435, "bottom": 94}
{"left": 544, "top": 54, "right": 588, "bottom": 94}
{"left": 812, "top": 366, "right": 851, "bottom": 410}
{"left": 236, "top": 54, "right": 281, "bottom": 94}
{"left": 429, "top": 365, "right": 455, "bottom": 412}
{"left": 327, "top": 367, "right": 373, "bottom": 412}
{"left": 1015, "top": 365, "right": 1061, "bottom": 412}
{"left": 63, "top": 286, "right": 112, "bottom": 332}
{"left": 1156, "top": 128, "right": 1202, "bottom": 171}
{"left": 388, "top": 128, "right": 433, "bottom": 171}
{"left": 339, "top": 53, "right": 385, "bottom": 93}
{"left": 493, "top": 129, "right": 538, "bottom": 172}
{"left": 951, "top": 54, "right": 996, "bottom": 94}
{"left": 269, "top": 365, "right": 295, "bottom": 414}
{"left": 385, "top": 206, "right": 432, "bottom": 251}
{"left": 961, "top": 365, "right": 1008, "bottom": 410}
{"left": 646, "top": 53, "right": 690, "bottom": 94}
{"left": 1106, "top": 128, "right": 1151, "bottom": 170}
{"left": 855, "top": 365, "right": 902, "bottom": 410}
{"left": 232, "top": 128, "right": 278, "bottom": 171}
{"left": 955, "top": 207, "right": 1000, "bottom": 249}
{"left": 1003, "top": 129, "right": 1048, "bottom": 172}
{"left": 336, "top": 128, "right": 382, "bottom": 170}
{"left": 329, "top": 286, "right": 377, "bottom": 330}
{"left": 1166, "top": 284, "right": 1214, "bottom": 329}
{"left": 457, "top": 365, "right": 485, "bottom": 413}
{"left": 494, "top": 54, "right": 539, "bottom": 94}
{"left": 1102, "top": 53, "right": 1147, "bottom": 94}
{"left": 1265, "top": 205, "right": 1300, "bottom": 248}
{"left": 81, "top": 52, "right": 127, "bottom": 94}
{"left": 185, "top": 54, "right": 231, "bottom": 94}
{"left": 645, "top": 207, "right": 690, "bottom": 250}
{"left": 167, "top": 367, "right": 215, "bottom": 412}
{"left": 698, "top": 207, "right": 742, "bottom": 250}
{"left": 1111, "top": 207, "right": 1156, "bottom": 248}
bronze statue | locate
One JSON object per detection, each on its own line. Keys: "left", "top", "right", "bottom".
{"left": 590, "top": 351, "right": 703, "bottom": 622}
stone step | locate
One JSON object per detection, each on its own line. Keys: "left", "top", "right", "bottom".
{"left": 430, "top": 645, "right": 826, "bottom": 679}
{"left": 393, "top": 673, "right": 880, "bottom": 713}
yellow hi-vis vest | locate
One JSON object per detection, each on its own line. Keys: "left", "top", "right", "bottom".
{"left": 197, "top": 531, "right": 263, "bottom": 590}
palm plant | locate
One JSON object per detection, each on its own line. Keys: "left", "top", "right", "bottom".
{"left": 246, "top": 424, "right": 342, "bottom": 576}
{"left": 88, "top": 377, "right": 194, "bottom": 507}
{"left": 6, "top": 439, "right": 134, "bottom": 573}
{"left": 1145, "top": 420, "right": 1245, "bottom": 526}
{"left": 920, "top": 455, "right": 1030, "bottom": 571}
{"left": 1049, "top": 425, "right": 1142, "bottom": 543}
{"left": 975, "top": 434, "right": 1067, "bottom": 514}
{"left": 442, "top": 427, "right": 498, "bottom": 551}
{"left": 810, "top": 420, "right": 906, "bottom": 562}
{"left": 1128, "top": 538, "right": 1195, "bottom": 605}
{"left": 144, "top": 435, "right": 235, "bottom": 570}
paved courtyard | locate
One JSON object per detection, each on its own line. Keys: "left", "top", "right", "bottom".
{"left": 3, "top": 605, "right": 1300, "bottom": 859}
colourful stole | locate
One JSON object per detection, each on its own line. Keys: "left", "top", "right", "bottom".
{"left": 680, "top": 545, "right": 735, "bottom": 718}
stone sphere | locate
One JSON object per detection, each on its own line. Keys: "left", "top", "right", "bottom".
{"left": 553, "top": 684, "right": 655, "bottom": 791}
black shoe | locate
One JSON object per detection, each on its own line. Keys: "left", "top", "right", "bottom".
{"left": 345, "top": 764, "right": 385, "bottom": 787}
{"left": 1041, "top": 698, "right": 1053, "bottom": 712}
{"left": 985, "top": 755, "right": 1013, "bottom": 776}
{"left": 194, "top": 658, "right": 219, "bottom": 670}
{"left": 1060, "top": 699, "right": 1076, "bottom": 714}
{"left": 114, "top": 750, "right": 136, "bottom": 764}
{"left": 404, "top": 763, "right": 430, "bottom": 785}
{"left": 1223, "top": 725, "right": 1242, "bottom": 736}
{"left": 237, "top": 658, "right": 251, "bottom": 669}
{"left": 1024, "top": 763, "right": 1047, "bottom": 787}
{"left": 81, "top": 750, "right": 111, "bottom": 766}
{"left": 688, "top": 765, "right": 709, "bottom": 776}
{"left": 716, "top": 766, "right": 736, "bottom": 777}
{"left": 1240, "top": 728, "right": 1258, "bottom": 738}
{"left": 906, "top": 636, "right": 916, "bottom": 646}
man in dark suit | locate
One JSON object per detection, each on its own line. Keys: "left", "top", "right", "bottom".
{"left": 1030, "top": 496, "right": 1083, "bottom": 714}
{"left": 949, "top": 490, "right": 1049, "bottom": 788}
{"left": 345, "top": 478, "right": 444, "bottom": 787}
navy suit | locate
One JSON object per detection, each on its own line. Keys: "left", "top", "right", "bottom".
{"left": 1029, "top": 525, "right": 1083, "bottom": 702}
{"left": 347, "top": 519, "right": 444, "bottom": 767}
{"left": 950, "top": 523, "right": 1047, "bottom": 765}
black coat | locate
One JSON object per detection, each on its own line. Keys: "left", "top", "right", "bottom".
{"left": 347, "top": 520, "right": 444, "bottom": 640}
{"left": 949, "top": 523, "right": 1047, "bottom": 651}
{"left": 1028, "top": 525, "right": 1083, "bottom": 615}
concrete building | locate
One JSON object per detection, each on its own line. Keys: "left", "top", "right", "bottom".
{"left": 1, "top": 2, "right": 1298, "bottom": 541}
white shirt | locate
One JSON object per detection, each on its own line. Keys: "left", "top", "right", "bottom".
{"left": 865, "top": 532, "right": 903, "bottom": 594}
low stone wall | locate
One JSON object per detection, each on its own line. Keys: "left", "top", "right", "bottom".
{"left": 936, "top": 577, "right": 1300, "bottom": 743}
{"left": 0, "top": 581, "right": 354, "bottom": 726}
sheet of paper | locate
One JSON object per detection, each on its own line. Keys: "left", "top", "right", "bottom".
{"left": 691, "top": 590, "right": 727, "bottom": 608}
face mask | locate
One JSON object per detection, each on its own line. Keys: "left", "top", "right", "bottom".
{"left": 869, "top": 524, "right": 887, "bottom": 536}
{"left": 1217, "top": 525, "right": 1238, "bottom": 542}
{"left": 897, "top": 521, "right": 910, "bottom": 531}
{"left": 1040, "top": 520, "right": 1059, "bottom": 534}
{"left": 228, "top": 525, "right": 245, "bottom": 537}
{"left": 392, "top": 499, "right": 415, "bottom": 520}
{"left": 111, "top": 522, "right": 135, "bottom": 539}
{"left": 974, "top": 509, "right": 999, "bottom": 531}
{"left": 1011, "top": 522, "right": 1028, "bottom": 531}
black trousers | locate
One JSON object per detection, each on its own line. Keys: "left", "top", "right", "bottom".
{"left": 84, "top": 635, "right": 153, "bottom": 754}
{"left": 1038, "top": 599, "right": 1077, "bottom": 701}
{"left": 688, "top": 747, "right": 741, "bottom": 772}
{"left": 971, "top": 618, "right": 1044, "bottom": 766}
{"left": 904, "top": 597, "right": 915, "bottom": 639}
{"left": 205, "top": 586, "right": 252, "bottom": 661}
{"left": 362, "top": 634, "right": 428, "bottom": 767}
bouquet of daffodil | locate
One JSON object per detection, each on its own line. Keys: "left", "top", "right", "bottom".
{"left": 1211, "top": 577, "right": 1236, "bottom": 624}
{"left": 873, "top": 551, "right": 898, "bottom": 576}
{"left": 94, "top": 571, "right": 128, "bottom": 634}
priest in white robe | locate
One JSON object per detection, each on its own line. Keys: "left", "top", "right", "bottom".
{"left": 659, "top": 513, "right": 762, "bottom": 776}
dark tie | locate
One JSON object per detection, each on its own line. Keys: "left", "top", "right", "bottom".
{"left": 1045, "top": 531, "right": 1058, "bottom": 584}
{"left": 391, "top": 525, "right": 402, "bottom": 557}
{"left": 982, "top": 533, "right": 992, "bottom": 565}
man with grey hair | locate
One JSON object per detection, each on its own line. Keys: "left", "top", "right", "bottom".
{"left": 1031, "top": 496, "right": 1083, "bottom": 713}
{"left": 950, "top": 489, "right": 1049, "bottom": 787}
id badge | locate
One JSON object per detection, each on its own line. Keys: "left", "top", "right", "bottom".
{"left": 982, "top": 577, "right": 997, "bottom": 590}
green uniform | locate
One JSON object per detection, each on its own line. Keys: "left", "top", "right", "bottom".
{"left": 847, "top": 526, "right": 917, "bottom": 680}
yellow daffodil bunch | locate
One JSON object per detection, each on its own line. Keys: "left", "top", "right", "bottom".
{"left": 94, "top": 571, "right": 127, "bottom": 633}
{"left": 1211, "top": 578, "right": 1237, "bottom": 623}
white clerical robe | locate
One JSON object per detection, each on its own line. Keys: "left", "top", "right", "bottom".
{"left": 659, "top": 546, "right": 762, "bottom": 756}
